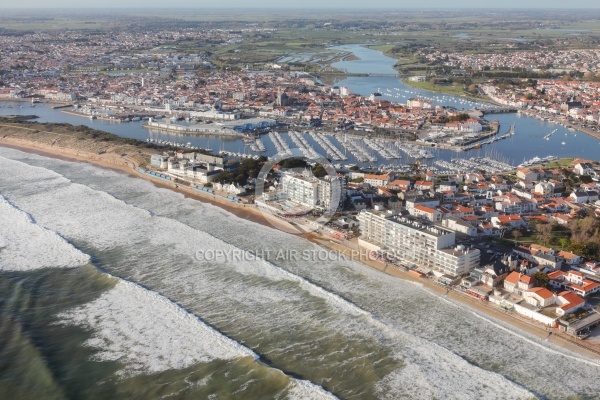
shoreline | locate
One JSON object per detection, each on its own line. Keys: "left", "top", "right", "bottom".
{"left": 0, "top": 138, "right": 298, "bottom": 236}
{"left": 1, "top": 137, "right": 599, "bottom": 362}
{"left": 518, "top": 109, "right": 600, "bottom": 141}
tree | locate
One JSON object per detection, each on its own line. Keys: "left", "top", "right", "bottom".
{"left": 511, "top": 230, "right": 523, "bottom": 244}
{"left": 536, "top": 222, "right": 553, "bottom": 245}
{"left": 312, "top": 164, "right": 327, "bottom": 178}
{"left": 280, "top": 158, "right": 307, "bottom": 169}
{"left": 531, "top": 272, "right": 550, "bottom": 288}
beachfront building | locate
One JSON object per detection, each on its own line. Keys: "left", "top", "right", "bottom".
{"left": 150, "top": 154, "right": 169, "bottom": 169}
{"left": 280, "top": 171, "right": 345, "bottom": 210}
{"left": 503, "top": 271, "right": 535, "bottom": 295}
{"left": 167, "top": 159, "right": 221, "bottom": 183}
{"left": 163, "top": 153, "right": 230, "bottom": 184}
{"left": 282, "top": 173, "right": 318, "bottom": 207}
{"left": 357, "top": 210, "right": 480, "bottom": 278}
{"left": 548, "top": 270, "right": 600, "bottom": 297}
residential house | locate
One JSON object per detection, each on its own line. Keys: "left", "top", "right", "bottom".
{"left": 437, "top": 181, "right": 458, "bottom": 193}
{"left": 386, "top": 179, "right": 411, "bottom": 191}
{"left": 555, "top": 291, "right": 585, "bottom": 316}
{"left": 558, "top": 250, "right": 583, "bottom": 267}
{"left": 570, "top": 191, "right": 592, "bottom": 204}
{"left": 523, "top": 287, "right": 556, "bottom": 308}
{"left": 516, "top": 167, "right": 542, "bottom": 181}
{"left": 573, "top": 162, "right": 596, "bottom": 176}
{"left": 479, "top": 222, "right": 501, "bottom": 236}
{"left": 474, "top": 259, "right": 511, "bottom": 287}
{"left": 405, "top": 195, "right": 440, "bottom": 213}
{"left": 414, "top": 180, "right": 434, "bottom": 192}
{"left": 548, "top": 270, "right": 600, "bottom": 297}
{"left": 543, "top": 198, "right": 570, "bottom": 213}
{"left": 425, "top": 170, "right": 437, "bottom": 182}
{"left": 442, "top": 216, "right": 478, "bottom": 237}
{"left": 504, "top": 271, "right": 535, "bottom": 295}
{"left": 491, "top": 214, "right": 526, "bottom": 229}
{"left": 513, "top": 244, "right": 562, "bottom": 272}
{"left": 364, "top": 173, "right": 393, "bottom": 188}
{"left": 411, "top": 204, "right": 442, "bottom": 222}
{"left": 534, "top": 181, "right": 563, "bottom": 199}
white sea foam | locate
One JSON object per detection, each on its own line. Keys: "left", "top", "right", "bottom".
{"left": 0, "top": 195, "right": 90, "bottom": 271}
{"left": 286, "top": 379, "right": 338, "bottom": 400}
{"left": 58, "top": 279, "right": 257, "bottom": 376}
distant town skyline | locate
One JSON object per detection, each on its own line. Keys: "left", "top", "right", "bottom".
{"left": 2, "top": 0, "right": 600, "bottom": 8}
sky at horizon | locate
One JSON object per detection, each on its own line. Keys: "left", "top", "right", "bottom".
{"left": 1, "top": 1, "right": 599, "bottom": 9}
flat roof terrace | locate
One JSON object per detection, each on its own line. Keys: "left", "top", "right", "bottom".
{"left": 390, "top": 215, "right": 454, "bottom": 238}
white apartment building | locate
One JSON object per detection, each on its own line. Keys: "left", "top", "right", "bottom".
{"left": 357, "top": 210, "right": 480, "bottom": 277}
{"left": 281, "top": 172, "right": 344, "bottom": 209}
{"left": 167, "top": 159, "right": 220, "bottom": 183}
{"left": 282, "top": 173, "right": 318, "bottom": 206}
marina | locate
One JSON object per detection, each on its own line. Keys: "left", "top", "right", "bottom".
{"left": 394, "top": 142, "right": 435, "bottom": 159}
{"left": 339, "top": 135, "right": 378, "bottom": 163}
{"left": 364, "top": 137, "right": 402, "bottom": 160}
{"left": 308, "top": 131, "right": 347, "bottom": 161}
{"left": 268, "top": 131, "right": 292, "bottom": 156}
{"left": 249, "top": 136, "right": 267, "bottom": 153}
{"left": 288, "top": 131, "right": 320, "bottom": 159}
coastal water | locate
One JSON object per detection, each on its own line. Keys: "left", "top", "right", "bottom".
{"left": 331, "top": 44, "right": 399, "bottom": 75}
{"left": 2, "top": 146, "right": 600, "bottom": 399}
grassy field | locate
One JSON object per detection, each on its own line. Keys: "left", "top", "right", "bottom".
{"left": 402, "top": 79, "right": 491, "bottom": 102}
{"left": 542, "top": 158, "right": 575, "bottom": 169}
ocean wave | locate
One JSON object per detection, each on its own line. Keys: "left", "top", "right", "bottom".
{"left": 57, "top": 278, "right": 258, "bottom": 377}
{"left": 286, "top": 378, "right": 339, "bottom": 400}
{"left": 0, "top": 194, "right": 90, "bottom": 271}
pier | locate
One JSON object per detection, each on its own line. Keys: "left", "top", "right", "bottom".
{"left": 308, "top": 131, "right": 347, "bottom": 161}
{"left": 480, "top": 107, "right": 518, "bottom": 114}
{"left": 289, "top": 131, "right": 320, "bottom": 159}
{"left": 51, "top": 104, "right": 74, "bottom": 109}
{"left": 144, "top": 121, "right": 245, "bottom": 137}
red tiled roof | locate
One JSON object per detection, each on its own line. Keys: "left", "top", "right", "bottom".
{"left": 505, "top": 271, "right": 533, "bottom": 285}
{"left": 558, "top": 291, "right": 584, "bottom": 311}
{"left": 526, "top": 287, "right": 554, "bottom": 300}
{"left": 414, "top": 205, "right": 437, "bottom": 214}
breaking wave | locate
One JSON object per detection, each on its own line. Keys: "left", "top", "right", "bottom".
{"left": 0, "top": 194, "right": 90, "bottom": 271}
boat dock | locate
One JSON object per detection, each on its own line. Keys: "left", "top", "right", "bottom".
{"left": 308, "top": 132, "right": 347, "bottom": 161}
{"left": 289, "top": 131, "right": 319, "bottom": 159}
{"left": 364, "top": 138, "right": 402, "bottom": 160}
{"left": 269, "top": 131, "right": 292, "bottom": 155}
{"left": 339, "top": 137, "right": 377, "bottom": 163}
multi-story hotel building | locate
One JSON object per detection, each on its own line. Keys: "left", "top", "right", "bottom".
{"left": 357, "top": 210, "right": 480, "bottom": 277}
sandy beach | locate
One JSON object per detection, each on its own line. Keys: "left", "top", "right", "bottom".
{"left": 1, "top": 134, "right": 599, "bottom": 362}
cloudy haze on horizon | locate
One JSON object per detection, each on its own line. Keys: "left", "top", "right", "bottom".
{"left": 1, "top": 0, "right": 599, "bottom": 8}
